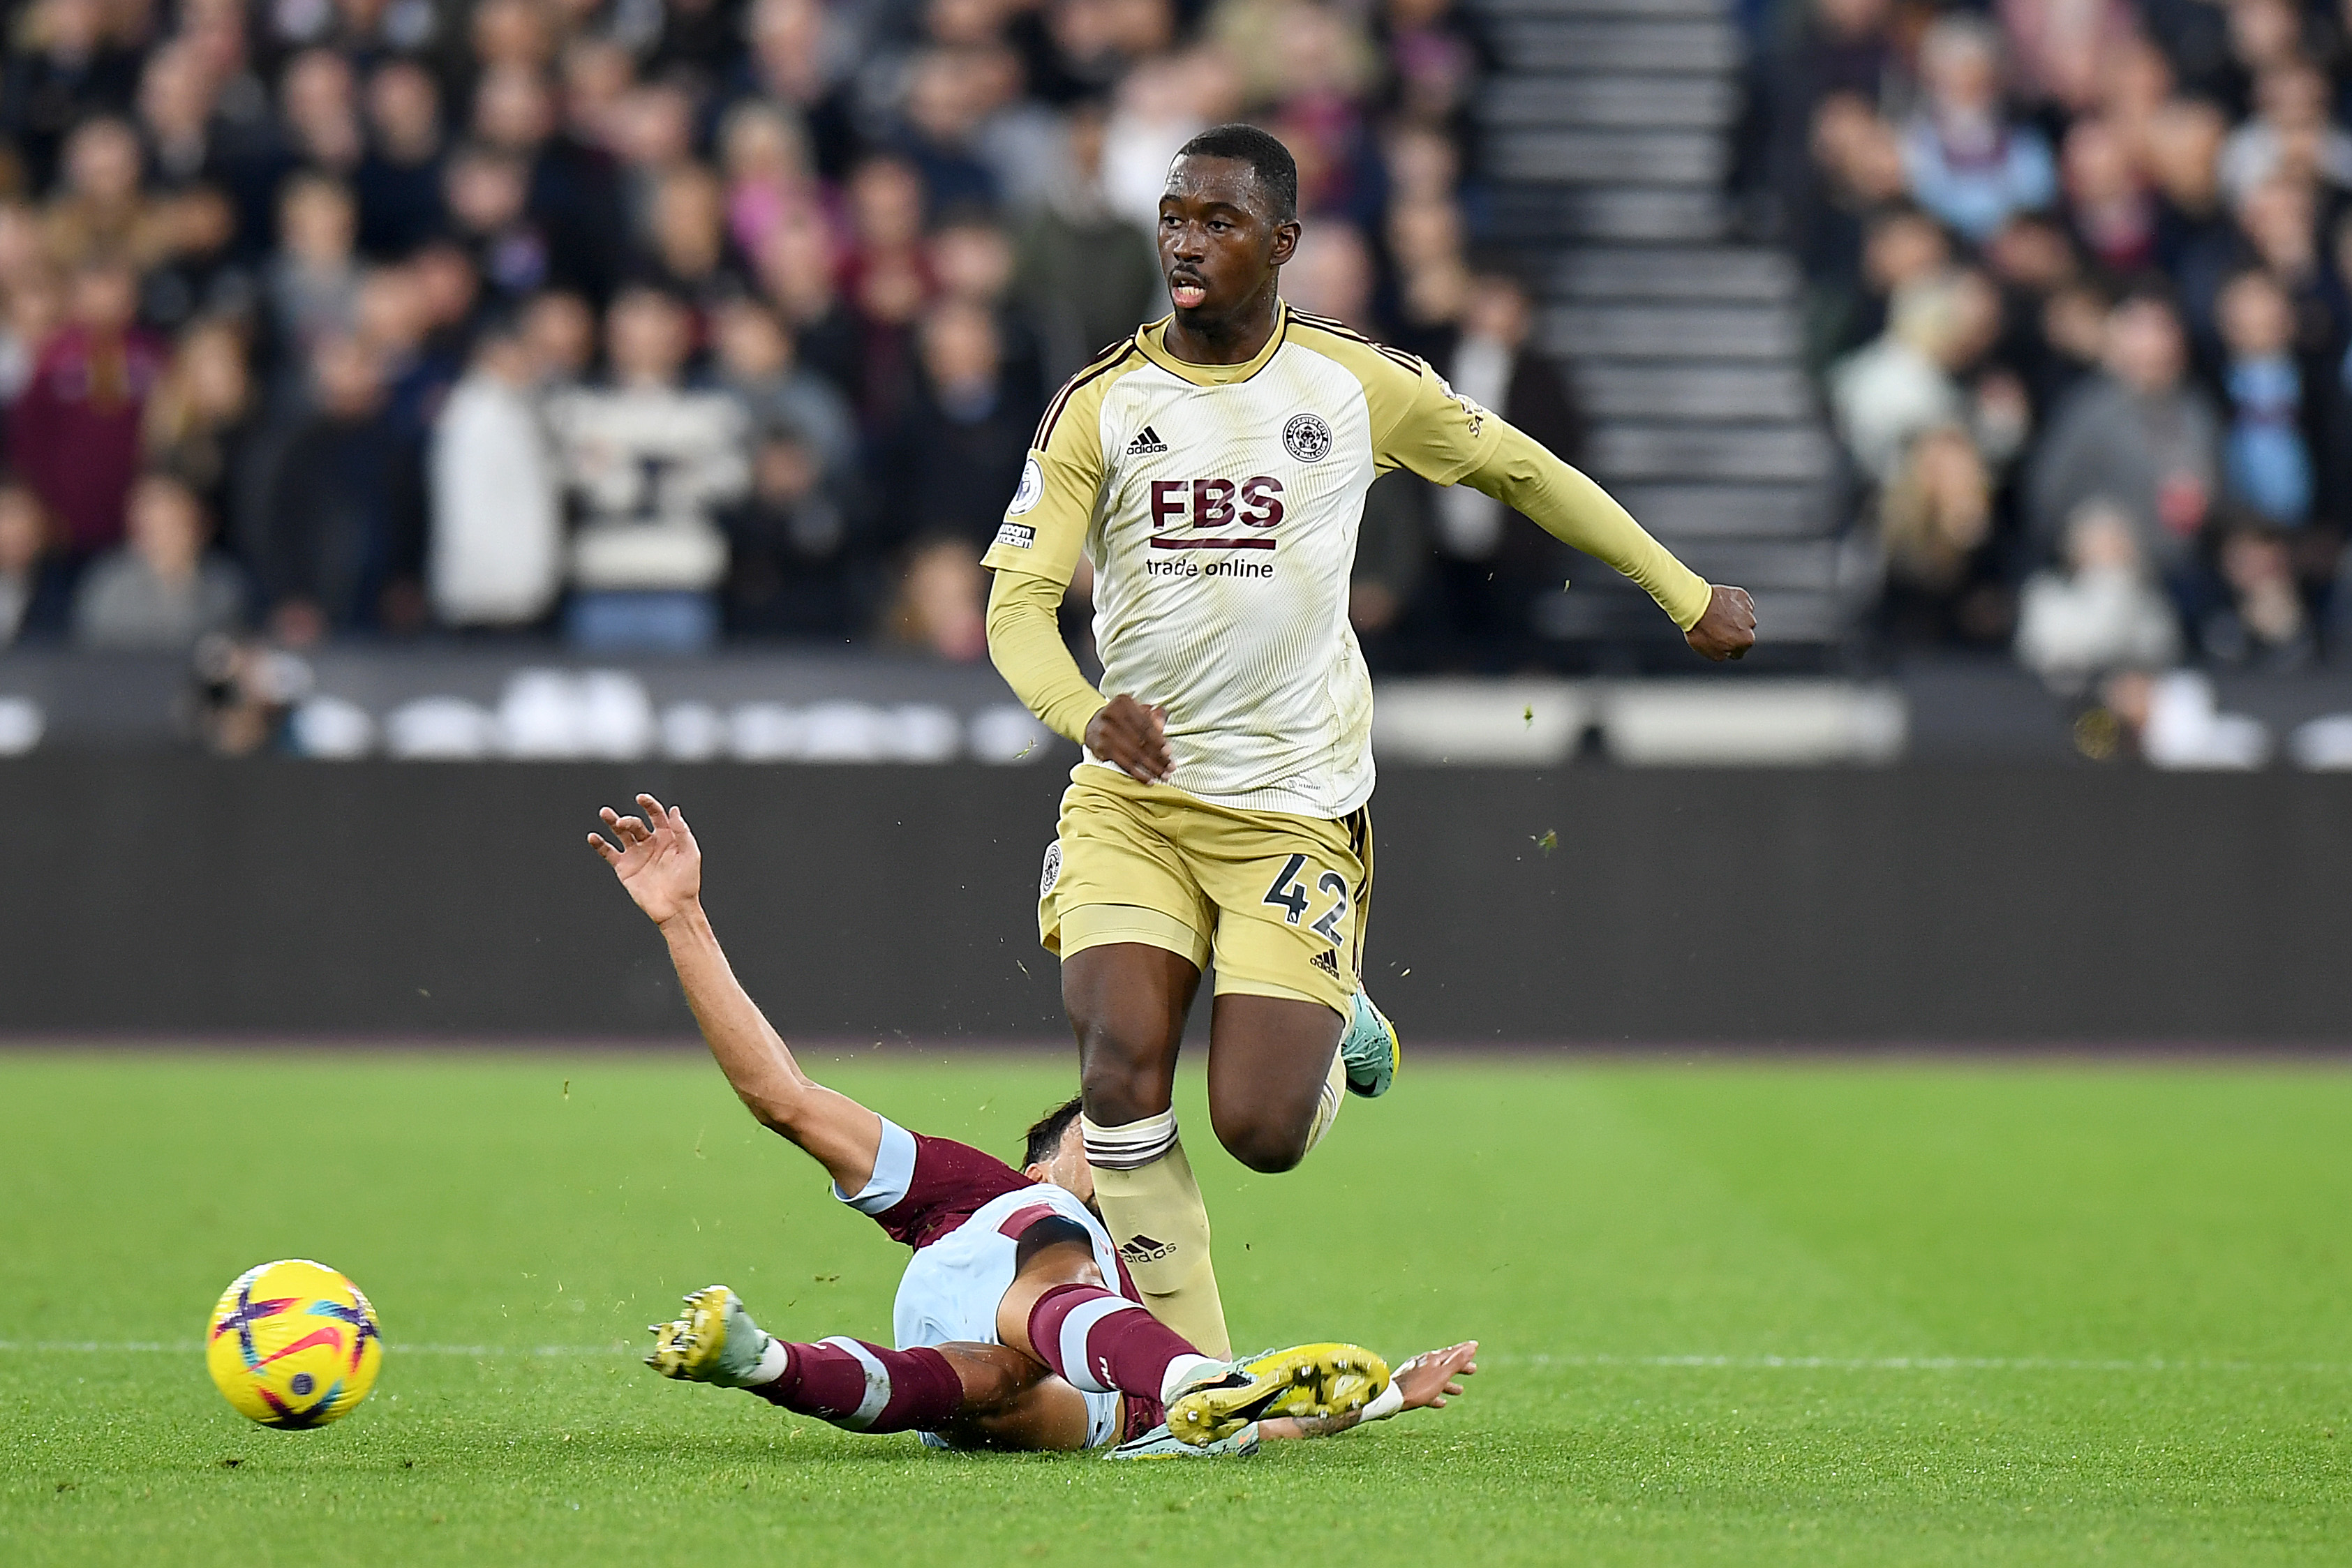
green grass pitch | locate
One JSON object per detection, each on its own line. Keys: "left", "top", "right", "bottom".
{"left": 2, "top": 1052, "right": 2348, "bottom": 1565}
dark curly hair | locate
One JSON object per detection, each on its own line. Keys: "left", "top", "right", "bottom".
{"left": 1021, "top": 1093, "right": 1086, "bottom": 1167}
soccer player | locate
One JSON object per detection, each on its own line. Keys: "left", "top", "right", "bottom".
{"left": 589, "top": 793, "right": 1475, "bottom": 1456}
{"left": 983, "top": 124, "right": 1761, "bottom": 1355}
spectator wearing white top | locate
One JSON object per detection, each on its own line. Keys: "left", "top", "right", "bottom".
{"left": 2014, "top": 498, "right": 2180, "bottom": 689}
{"left": 544, "top": 285, "right": 749, "bottom": 652}
{"left": 429, "top": 314, "right": 562, "bottom": 629}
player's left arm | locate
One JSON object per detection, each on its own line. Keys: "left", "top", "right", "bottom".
{"left": 1374, "top": 359, "right": 1757, "bottom": 661}
{"left": 588, "top": 794, "right": 886, "bottom": 1194}
{"left": 1256, "top": 1341, "right": 1478, "bottom": 1441}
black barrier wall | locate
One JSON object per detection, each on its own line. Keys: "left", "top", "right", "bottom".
{"left": 3, "top": 758, "right": 2348, "bottom": 1042}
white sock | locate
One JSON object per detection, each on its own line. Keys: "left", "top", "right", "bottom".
{"left": 747, "top": 1336, "right": 791, "bottom": 1386}
{"left": 1158, "top": 1352, "right": 1220, "bottom": 1405}
{"left": 1082, "top": 1108, "right": 1179, "bottom": 1171}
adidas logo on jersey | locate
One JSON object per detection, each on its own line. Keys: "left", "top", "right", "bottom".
{"left": 1126, "top": 426, "right": 1169, "bottom": 455}
{"left": 1119, "top": 1233, "right": 1176, "bottom": 1264}
{"left": 1311, "top": 949, "right": 1341, "bottom": 976}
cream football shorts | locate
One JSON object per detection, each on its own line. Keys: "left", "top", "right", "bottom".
{"left": 1037, "top": 768, "right": 1373, "bottom": 1016}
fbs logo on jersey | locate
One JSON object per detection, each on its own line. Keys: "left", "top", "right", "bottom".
{"left": 1120, "top": 1234, "right": 1177, "bottom": 1265}
{"left": 1147, "top": 477, "right": 1284, "bottom": 550}
{"left": 1126, "top": 426, "right": 1169, "bottom": 456}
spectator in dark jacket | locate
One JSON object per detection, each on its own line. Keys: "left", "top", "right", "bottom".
{"left": 880, "top": 300, "right": 1036, "bottom": 552}
{"left": 1012, "top": 103, "right": 1164, "bottom": 385}
{"left": 0, "top": 0, "right": 142, "bottom": 194}
{"left": 0, "top": 481, "right": 73, "bottom": 645}
{"left": 254, "top": 334, "right": 424, "bottom": 644}
{"left": 719, "top": 427, "right": 873, "bottom": 639}
{"left": 1419, "top": 272, "right": 1588, "bottom": 664}
{"left": 354, "top": 58, "right": 447, "bottom": 257}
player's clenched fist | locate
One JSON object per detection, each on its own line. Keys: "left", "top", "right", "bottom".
{"left": 1087, "top": 693, "right": 1173, "bottom": 783}
{"left": 1685, "top": 584, "right": 1758, "bottom": 662}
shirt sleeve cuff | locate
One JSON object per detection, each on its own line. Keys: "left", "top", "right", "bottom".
{"left": 833, "top": 1116, "right": 916, "bottom": 1213}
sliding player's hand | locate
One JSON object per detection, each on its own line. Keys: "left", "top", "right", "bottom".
{"left": 1087, "top": 693, "right": 1173, "bottom": 783}
{"left": 1392, "top": 1341, "right": 1478, "bottom": 1412}
{"left": 1685, "top": 584, "right": 1757, "bottom": 662}
{"left": 588, "top": 793, "right": 701, "bottom": 926}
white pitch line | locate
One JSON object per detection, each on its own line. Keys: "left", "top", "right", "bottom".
{"left": 0, "top": 1341, "right": 633, "bottom": 1357}
{"left": 1496, "top": 1352, "right": 2352, "bottom": 1375}
{"left": 3, "top": 1343, "right": 2346, "bottom": 1373}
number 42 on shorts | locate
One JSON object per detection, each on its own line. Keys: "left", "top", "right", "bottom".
{"left": 1262, "top": 853, "right": 1350, "bottom": 943}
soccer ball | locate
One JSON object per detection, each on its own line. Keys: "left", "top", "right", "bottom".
{"left": 204, "top": 1260, "right": 383, "bottom": 1428}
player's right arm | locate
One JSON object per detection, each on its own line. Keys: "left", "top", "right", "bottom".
{"left": 588, "top": 793, "right": 885, "bottom": 1195}
{"left": 982, "top": 351, "right": 1173, "bottom": 781}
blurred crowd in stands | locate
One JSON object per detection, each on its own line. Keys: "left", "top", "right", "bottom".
{"left": 0, "top": 0, "right": 1514, "bottom": 665}
{"left": 1746, "top": 0, "right": 2352, "bottom": 678}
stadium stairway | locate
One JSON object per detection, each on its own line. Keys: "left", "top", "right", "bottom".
{"left": 1470, "top": 0, "right": 1873, "bottom": 655}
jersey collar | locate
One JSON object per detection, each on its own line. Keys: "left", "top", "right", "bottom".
{"left": 1136, "top": 300, "right": 1290, "bottom": 386}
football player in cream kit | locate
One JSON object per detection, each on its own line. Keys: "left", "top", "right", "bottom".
{"left": 984, "top": 125, "right": 1758, "bottom": 1356}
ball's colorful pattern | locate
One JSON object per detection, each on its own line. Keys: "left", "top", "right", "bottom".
{"left": 204, "top": 1260, "right": 382, "bottom": 1428}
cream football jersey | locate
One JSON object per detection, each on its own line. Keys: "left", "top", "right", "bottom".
{"left": 983, "top": 304, "right": 1502, "bottom": 819}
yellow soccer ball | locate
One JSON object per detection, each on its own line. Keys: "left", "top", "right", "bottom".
{"left": 204, "top": 1260, "right": 382, "bottom": 1428}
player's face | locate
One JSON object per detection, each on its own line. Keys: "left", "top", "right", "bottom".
{"left": 1024, "top": 1119, "right": 1096, "bottom": 1207}
{"left": 1157, "top": 156, "right": 1300, "bottom": 324}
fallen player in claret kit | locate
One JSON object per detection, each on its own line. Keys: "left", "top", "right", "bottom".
{"left": 590, "top": 793, "right": 1476, "bottom": 1457}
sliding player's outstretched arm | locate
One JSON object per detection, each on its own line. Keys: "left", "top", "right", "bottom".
{"left": 588, "top": 793, "right": 883, "bottom": 1194}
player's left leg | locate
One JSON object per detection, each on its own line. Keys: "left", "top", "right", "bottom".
{"left": 1193, "top": 802, "right": 1396, "bottom": 1172}
{"left": 1203, "top": 993, "right": 1345, "bottom": 1173}
{"left": 648, "top": 1285, "right": 1085, "bottom": 1444}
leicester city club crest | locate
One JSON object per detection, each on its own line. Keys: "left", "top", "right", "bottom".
{"left": 1282, "top": 413, "right": 1333, "bottom": 463}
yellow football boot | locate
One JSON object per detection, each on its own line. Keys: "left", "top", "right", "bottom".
{"left": 1163, "top": 1342, "right": 1390, "bottom": 1447}
{"left": 646, "top": 1285, "right": 775, "bottom": 1387}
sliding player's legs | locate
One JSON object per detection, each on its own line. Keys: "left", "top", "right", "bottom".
{"left": 648, "top": 1282, "right": 1108, "bottom": 1451}
{"left": 997, "top": 1221, "right": 1391, "bottom": 1449}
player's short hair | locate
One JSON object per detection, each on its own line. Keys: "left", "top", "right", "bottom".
{"left": 1022, "top": 1094, "right": 1085, "bottom": 1167}
{"left": 1173, "top": 123, "right": 1299, "bottom": 224}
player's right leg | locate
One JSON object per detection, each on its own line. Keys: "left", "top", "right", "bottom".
{"left": 1045, "top": 776, "right": 1235, "bottom": 1357}
{"left": 997, "top": 1223, "right": 1389, "bottom": 1449}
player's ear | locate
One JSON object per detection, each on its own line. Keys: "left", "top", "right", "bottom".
{"left": 1268, "top": 218, "right": 1301, "bottom": 267}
